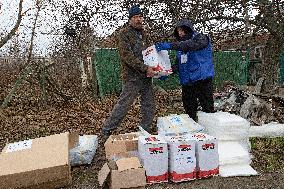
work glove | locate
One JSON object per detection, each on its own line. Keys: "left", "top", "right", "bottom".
{"left": 155, "top": 42, "right": 172, "bottom": 52}
{"left": 172, "top": 63, "right": 179, "bottom": 74}
{"left": 159, "top": 76, "right": 168, "bottom": 81}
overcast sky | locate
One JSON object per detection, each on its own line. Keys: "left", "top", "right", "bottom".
{"left": 0, "top": 0, "right": 128, "bottom": 56}
{"left": 0, "top": 0, "right": 260, "bottom": 56}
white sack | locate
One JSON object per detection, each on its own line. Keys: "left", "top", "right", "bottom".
{"left": 69, "top": 135, "right": 98, "bottom": 166}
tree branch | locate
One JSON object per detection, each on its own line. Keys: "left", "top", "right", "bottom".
{"left": 0, "top": 0, "right": 24, "bottom": 49}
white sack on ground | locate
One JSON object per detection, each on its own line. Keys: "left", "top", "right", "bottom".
{"left": 249, "top": 123, "right": 284, "bottom": 138}
{"left": 69, "top": 135, "right": 98, "bottom": 166}
{"left": 219, "top": 164, "right": 258, "bottom": 177}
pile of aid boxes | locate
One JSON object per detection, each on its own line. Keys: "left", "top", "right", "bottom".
{"left": 137, "top": 114, "right": 219, "bottom": 184}
{"left": 98, "top": 114, "right": 220, "bottom": 188}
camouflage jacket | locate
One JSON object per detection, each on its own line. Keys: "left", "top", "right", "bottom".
{"left": 117, "top": 25, "right": 153, "bottom": 82}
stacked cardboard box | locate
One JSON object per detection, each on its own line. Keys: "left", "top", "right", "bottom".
{"left": 138, "top": 135, "right": 168, "bottom": 184}
{"left": 165, "top": 135, "right": 196, "bottom": 182}
{"left": 98, "top": 157, "right": 146, "bottom": 189}
{"left": 191, "top": 133, "right": 219, "bottom": 178}
{"left": 99, "top": 133, "right": 147, "bottom": 189}
{"left": 104, "top": 133, "right": 139, "bottom": 160}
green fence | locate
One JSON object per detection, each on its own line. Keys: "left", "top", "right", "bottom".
{"left": 281, "top": 53, "right": 284, "bottom": 85}
{"left": 93, "top": 49, "right": 250, "bottom": 97}
{"left": 94, "top": 48, "right": 122, "bottom": 96}
{"left": 213, "top": 51, "right": 249, "bottom": 87}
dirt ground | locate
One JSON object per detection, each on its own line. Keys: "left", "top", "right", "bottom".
{"left": 1, "top": 90, "right": 284, "bottom": 189}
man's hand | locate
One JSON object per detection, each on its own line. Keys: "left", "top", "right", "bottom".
{"left": 172, "top": 63, "right": 179, "bottom": 74}
{"left": 146, "top": 66, "right": 157, "bottom": 77}
{"left": 155, "top": 42, "right": 172, "bottom": 52}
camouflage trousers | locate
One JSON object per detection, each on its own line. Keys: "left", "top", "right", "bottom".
{"left": 102, "top": 78, "right": 155, "bottom": 133}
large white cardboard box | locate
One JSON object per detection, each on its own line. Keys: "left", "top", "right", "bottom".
{"left": 191, "top": 133, "right": 219, "bottom": 178}
{"left": 157, "top": 114, "right": 204, "bottom": 136}
{"left": 165, "top": 135, "right": 197, "bottom": 182}
{"left": 138, "top": 135, "right": 168, "bottom": 183}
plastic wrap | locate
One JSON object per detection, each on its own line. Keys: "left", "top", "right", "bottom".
{"left": 69, "top": 135, "right": 98, "bottom": 166}
{"left": 198, "top": 111, "right": 250, "bottom": 140}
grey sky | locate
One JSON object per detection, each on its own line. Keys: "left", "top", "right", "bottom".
{"left": 0, "top": 0, "right": 128, "bottom": 55}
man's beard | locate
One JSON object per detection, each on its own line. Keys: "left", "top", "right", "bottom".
{"left": 132, "top": 22, "right": 143, "bottom": 30}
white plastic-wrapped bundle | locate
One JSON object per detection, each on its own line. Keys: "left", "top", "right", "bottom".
{"left": 218, "top": 141, "right": 251, "bottom": 166}
{"left": 219, "top": 164, "right": 258, "bottom": 177}
{"left": 198, "top": 111, "right": 250, "bottom": 140}
{"left": 197, "top": 112, "right": 258, "bottom": 177}
{"left": 157, "top": 114, "right": 204, "bottom": 136}
{"left": 69, "top": 135, "right": 98, "bottom": 166}
{"left": 249, "top": 123, "right": 284, "bottom": 138}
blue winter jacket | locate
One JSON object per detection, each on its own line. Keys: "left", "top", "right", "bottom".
{"left": 172, "top": 19, "right": 214, "bottom": 85}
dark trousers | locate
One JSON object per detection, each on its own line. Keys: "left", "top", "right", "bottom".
{"left": 182, "top": 78, "right": 214, "bottom": 121}
{"left": 102, "top": 78, "right": 155, "bottom": 133}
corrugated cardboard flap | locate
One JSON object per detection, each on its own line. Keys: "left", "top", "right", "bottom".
{"left": 104, "top": 133, "right": 139, "bottom": 158}
{"left": 116, "top": 157, "right": 142, "bottom": 172}
{"left": 98, "top": 163, "right": 110, "bottom": 187}
{"left": 68, "top": 132, "right": 79, "bottom": 149}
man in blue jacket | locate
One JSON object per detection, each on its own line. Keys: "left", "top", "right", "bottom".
{"left": 155, "top": 19, "right": 215, "bottom": 121}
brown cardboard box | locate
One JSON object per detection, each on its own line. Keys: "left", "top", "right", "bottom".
{"left": 279, "top": 87, "right": 284, "bottom": 97}
{"left": 0, "top": 132, "right": 78, "bottom": 189}
{"left": 98, "top": 157, "right": 146, "bottom": 189}
{"left": 104, "top": 133, "right": 139, "bottom": 159}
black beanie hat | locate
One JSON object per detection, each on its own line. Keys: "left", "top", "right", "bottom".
{"left": 129, "top": 4, "right": 142, "bottom": 19}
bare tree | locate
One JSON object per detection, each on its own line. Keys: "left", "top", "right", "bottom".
{"left": 122, "top": 0, "right": 284, "bottom": 91}
{"left": 0, "top": 0, "right": 29, "bottom": 49}
{"left": 1, "top": 0, "right": 46, "bottom": 108}
{"left": 2, "top": 0, "right": 283, "bottom": 107}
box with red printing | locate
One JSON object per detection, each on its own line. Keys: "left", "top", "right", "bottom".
{"left": 191, "top": 133, "right": 219, "bottom": 178}
{"left": 165, "top": 135, "right": 197, "bottom": 182}
{"left": 138, "top": 135, "right": 168, "bottom": 184}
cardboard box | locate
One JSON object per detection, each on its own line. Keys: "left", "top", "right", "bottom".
{"left": 192, "top": 133, "right": 219, "bottom": 178}
{"left": 98, "top": 157, "right": 146, "bottom": 189}
{"left": 142, "top": 45, "right": 172, "bottom": 78}
{"left": 0, "top": 132, "right": 77, "bottom": 189}
{"left": 165, "top": 135, "right": 196, "bottom": 182}
{"left": 279, "top": 87, "right": 284, "bottom": 97}
{"left": 104, "top": 133, "right": 139, "bottom": 160}
{"left": 138, "top": 135, "right": 168, "bottom": 183}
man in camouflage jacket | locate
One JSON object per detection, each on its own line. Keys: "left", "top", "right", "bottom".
{"left": 102, "top": 5, "right": 156, "bottom": 136}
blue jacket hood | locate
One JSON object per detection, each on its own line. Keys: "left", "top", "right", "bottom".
{"left": 173, "top": 19, "right": 195, "bottom": 40}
